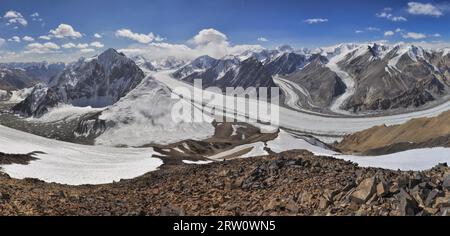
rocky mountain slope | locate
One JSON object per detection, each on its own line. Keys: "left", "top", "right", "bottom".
{"left": 284, "top": 55, "right": 346, "bottom": 108}
{"left": 0, "top": 68, "right": 37, "bottom": 91}
{"left": 0, "top": 62, "right": 65, "bottom": 84}
{"left": 12, "top": 49, "right": 145, "bottom": 117}
{"left": 174, "top": 56, "right": 277, "bottom": 92}
{"left": 1, "top": 150, "right": 449, "bottom": 216}
{"left": 335, "top": 110, "right": 450, "bottom": 155}
{"left": 239, "top": 43, "right": 450, "bottom": 114}
{"left": 336, "top": 44, "right": 449, "bottom": 112}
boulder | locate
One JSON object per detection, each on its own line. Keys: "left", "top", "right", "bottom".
{"left": 443, "top": 174, "right": 450, "bottom": 191}
{"left": 398, "top": 189, "right": 419, "bottom": 216}
{"left": 425, "top": 189, "right": 442, "bottom": 207}
{"left": 350, "top": 177, "right": 377, "bottom": 204}
{"left": 376, "top": 181, "right": 388, "bottom": 197}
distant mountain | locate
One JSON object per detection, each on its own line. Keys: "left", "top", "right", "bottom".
{"left": 175, "top": 56, "right": 277, "bottom": 93}
{"left": 0, "top": 62, "right": 65, "bottom": 84}
{"left": 172, "top": 55, "right": 218, "bottom": 79}
{"left": 0, "top": 68, "right": 37, "bottom": 90}
{"left": 131, "top": 55, "right": 157, "bottom": 72}
{"left": 13, "top": 48, "right": 145, "bottom": 117}
{"left": 284, "top": 55, "right": 346, "bottom": 108}
{"left": 264, "top": 52, "right": 308, "bottom": 76}
{"left": 335, "top": 43, "right": 449, "bottom": 112}
{"left": 152, "top": 56, "right": 187, "bottom": 70}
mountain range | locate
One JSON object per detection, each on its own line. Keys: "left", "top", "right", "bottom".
{"left": 3, "top": 42, "right": 450, "bottom": 119}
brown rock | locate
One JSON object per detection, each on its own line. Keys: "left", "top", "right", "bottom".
{"left": 376, "top": 182, "right": 388, "bottom": 197}
{"left": 398, "top": 189, "right": 419, "bottom": 216}
{"left": 350, "top": 177, "right": 377, "bottom": 204}
{"left": 434, "top": 195, "right": 450, "bottom": 209}
{"left": 160, "top": 204, "right": 185, "bottom": 216}
{"left": 285, "top": 199, "right": 299, "bottom": 213}
{"left": 319, "top": 197, "right": 330, "bottom": 210}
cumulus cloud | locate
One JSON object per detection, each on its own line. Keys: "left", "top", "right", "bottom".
{"left": 402, "top": 32, "right": 428, "bottom": 39}
{"left": 407, "top": 2, "right": 443, "bottom": 17}
{"left": 303, "top": 18, "right": 328, "bottom": 24}
{"left": 376, "top": 8, "right": 408, "bottom": 21}
{"left": 257, "top": 37, "right": 269, "bottom": 42}
{"left": 94, "top": 33, "right": 102, "bottom": 38}
{"left": 90, "top": 41, "right": 104, "bottom": 48}
{"left": 355, "top": 30, "right": 364, "bottom": 34}
{"left": 61, "top": 43, "right": 76, "bottom": 49}
{"left": 119, "top": 28, "right": 263, "bottom": 61}
{"left": 401, "top": 32, "right": 442, "bottom": 39}
{"left": 61, "top": 43, "right": 90, "bottom": 49}
{"left": 80, "top": 48, "right": 95, "bottom": 53}
{"left": 3, "top": 10, "right": 28, "bottom": 27}
{"left": 39, "top": 35, "right": 51, "bottom": 40}
{"left": 8, "top": 36, "right": 21, "bottom": 43}
{"left": 49, "top": 24, "right": 82, "bottom": 38}
{"left": 115, "top": 29, "right": 163, "bottom": 44}
{"left": 22, "top": 36, "right": 34, "bottom": 42}
{"left": 25, "top": 42, "right": 60, "bottom": 54}
{"left": 384, "top": 31, "right": 395, "bottom": 37}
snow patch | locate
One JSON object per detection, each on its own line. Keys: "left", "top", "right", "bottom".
{"left": 0, "top": 124, "right": 162, "bottom": 185}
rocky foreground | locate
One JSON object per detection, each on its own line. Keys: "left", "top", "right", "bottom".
{"left": 0, "top": 150, "right": 449, "bottom": 216}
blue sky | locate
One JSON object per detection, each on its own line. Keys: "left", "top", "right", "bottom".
{"left": 1, "top": 0, "right": 450, "bottom": 62}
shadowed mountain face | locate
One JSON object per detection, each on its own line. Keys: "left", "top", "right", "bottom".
{"left": 175, "top": 57, "right": 277, "bottom": 92}
{"left": 264, "top": 52, "right": 308, "bottom": 76}
{"left": 0, "top": 62, "right": 65, "bottom": 85}
{"left": 285, "top": 55, "right": 346, "bottom": 108}
{"left": 12, "top": 48, "right": 145, "bottom": 117}
{"left": 170, "top": 44, "right": 450, "bottom": 114}
{"left": 0, "top": 68, "right": 37, "bottom": 91}
{"left": 336, "top": 44, "right": 449, "bottom": 112}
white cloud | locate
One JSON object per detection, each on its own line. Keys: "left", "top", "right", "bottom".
{"left": 303, "top": 18, "right": 328, "bottom": 24}
{"left": 22, "top": 36, "right": 34, "bottom": 42}
{"left": 3, "top": 10, "right": 28, "bottom": 27}
{"left": 62, "top": 43, "right": 76, "bottom": 49}
{"left": 115, "top": 29, "right": 162, "bottom": 44}
{"left": 90, "top": 41, "right": 104, "bottom": 48}
{"left": 366, "top": 27, "right": 381, "bottom": 31}
{"left": 402, "top": 32, "right": 428, "bottom": 39}
{"left": 391, "top": 16, "right": 408, "bottom": 22}
{"left": 39, "top": 35, "right": 51, "bottom": 40}
{"left": 61, "top": 43, "right": 90, "bottom": 49}
{"left": 384, "top": 31, "right": 395, "bottom": 37}
{"left": 8, "top": 36, "right": 21, "bottom": 43}
{"left": 401, "top": 32, "right": 442, "bottom": 39}
{"left": 94, "top": 33, "right": 102, "bottom": 38}
{"left": 376, "top": 8, "right": 408, "bottom": 21}
{"left": 30, "top": 12, "right": 43, "bottom": 22}
{"left": 25, "top": 42, "right": 60, "bottom": 54}
{"left": 49, "top": 24, "right": 82, "bottom": 38}
{"left": 257, "top": 37, "right": 269, "bottom": 42}
{"left": 395, "top": 28, "right": 405, "bottom": 33}
{"left": 80, "top": 48, "right": 95, "bottom": 53}
{"left": 191, "top": 28, "right": 228, "bottom": 45}
{"left": 119, "top": 28, "right": 263, "bottom": 61}
{"left": 75, "top": 43, "right": 89, "bottom": 49}
{"left": 407, "top": 2, "right": 443, "bottom": 17}
{"left": 355, "top": 30, "right": 364, "bottom": 34}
